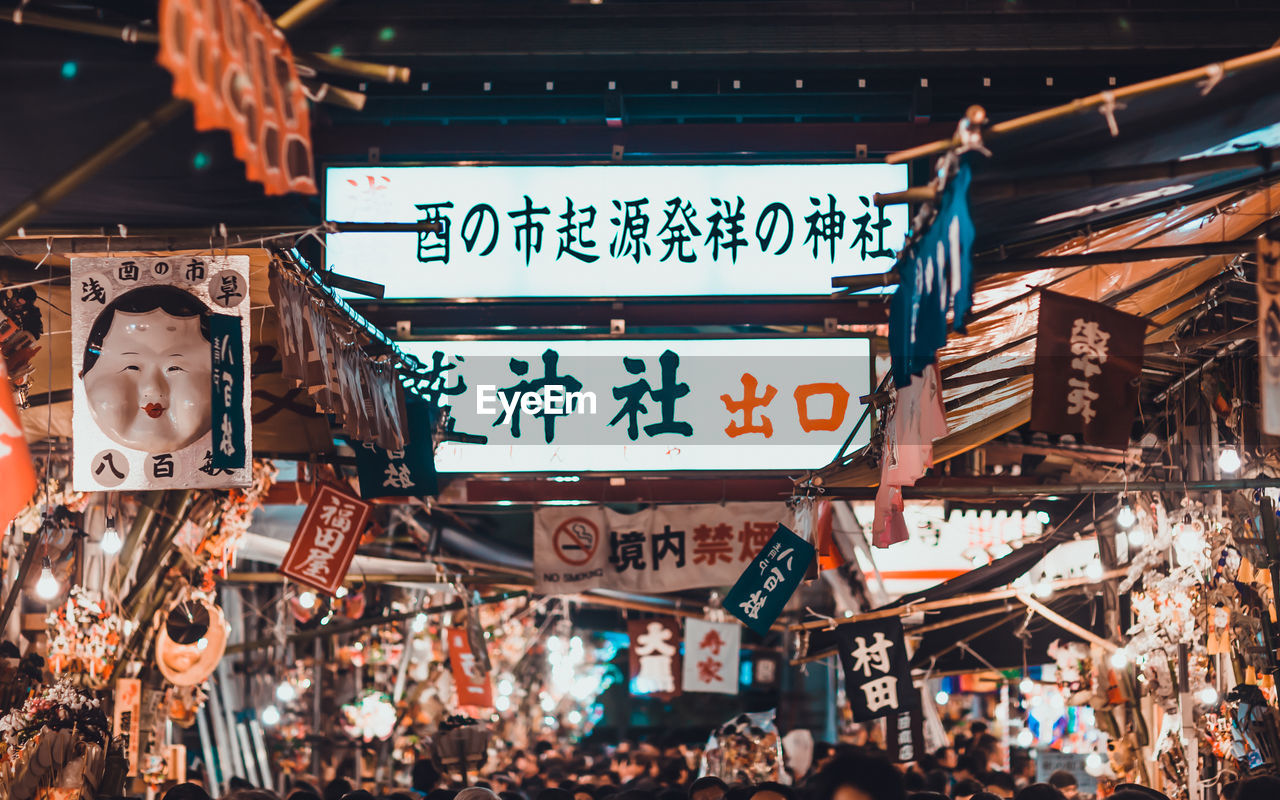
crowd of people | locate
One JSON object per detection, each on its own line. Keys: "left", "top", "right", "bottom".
{"left": 157, "top": 726, "right": 1280, "bottom": 800}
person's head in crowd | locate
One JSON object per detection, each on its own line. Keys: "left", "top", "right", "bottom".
{"left": 971, "top": 735, "right": 1004, "bottom": 772}
{"left": 747, "top": 782, "right": 793, "bottom": 800}
{"left": 932, "top": 746, "right": 957, "bottom": 770}
{"left": 341, "top": 790, "right": 376, "bottom": 800}
{"left": 289, "top": 782, "right": 319, "bottom": 798}
{"left": 162, "top": 784, "right": 212, "bottom": 800}
{"left": 659, "top": 757, "right": 691, "bottom": 787}
{"left": 455, "top": 789, "right": 500, "bottom": 800}
{"left": 413, "top": 760, "right": 442, "bottom": 794}
{"left": 903, "top": 771, "right": 926, "bottom": 792}
{"left": 388, "top": 792, "right": 417, "bottom": 800}
{"left": 656, "top": 790, "right": 686, "bottom": 800}
{"left": 286, "top": 791, "right": 321, "bottom": 800}
{"left": 1111, "top": 785, "right": 1170, "bottom": 800}
{"left": 950, "top": 779, "right": 985, "bottom": 800}
{"left": 811, "top": 753, "right": 906, "bottom": 800}
{"left": 1045, "top": 772, "right": 1076, "bottom": 800}
{"left": 536, "top": 789, "right": 573, "bottom": 800}
{"left": 969, "top": 721, "right": 989, "bottom": 738}
{"left": 905, "top": 794, "right": 947, "bottom": 800}
{"left": 970, "top": 794, "right": 1003, "bottom": 800}
{"left": 952, "top": 755, "right": 984, "bottom": 783}
{"left": 1012, "top": 785, "right": 1065, "bottom": 800}
{"left": 573, "top": 787, "right": 595, "bottom": 800}
{"left": 228, "top": 778, "right": 256, "bottom": 793}
{"left": 1235, "top": 775, "right": 1280, "bottom": 800}
{"left": 688, "top": 776, "right": 728, "bottom": 800}
{"left": 924, "top": 770, "right": 948, "bottom": 795}
{"left": 511, "top": 750, "right": 540, "bottom": 780}
{"left": 1109, "top": 791, "right": 1171, "bottom": 800}
{"left": 324, "top": 779, "right": 353, "bottom": 800}
{"left": 1008, "top": 755, "right": 1036, "bottom": 788}
{"left": 424, "top": 789, "right": 458, "bottom": 800}
{"left": 722, "top": 784, "right": 754, "bottom": 800}
{"left": 501, "top": 792, "right": 530, "bottom": 800}
{"left": 224, "top": 791, "right": 280, "bottom": 800}
{"left": 981, "top": 772, "right": 1016, "bottom": 799}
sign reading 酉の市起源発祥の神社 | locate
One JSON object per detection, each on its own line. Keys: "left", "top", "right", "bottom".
{"left": 324, "top": 163, "right": 907, "bottom": 297}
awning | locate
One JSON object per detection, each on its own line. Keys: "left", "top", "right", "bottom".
{"left": 821, "top": 47, "right": 1280, "bottom": 488}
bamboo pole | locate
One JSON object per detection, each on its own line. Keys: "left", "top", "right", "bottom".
{"left": 221, "top": 572, "right": 530, "bottom": 586}
{"left": 223, "top": 590, "right": 528, "bottom": 655}
{"left": 819, "top": 477, "right": 1280, "bottom": 500}
{"left": 788, "top": 569, "right": 1125, "bottom": 631}
{"left": 1016, "top": 591, "right": 1118, "bottom": 653}
{"left": 0, "top": 97, "right": 189, "bottom": 239}
{"left": 887, "top": 46, "right": 1280, "bottom": 164}
{"left": 274, "top": 0, "right": 337, "bottom": 31}
{"left": 297, "top": 53, "right": 410, "bottom": 84}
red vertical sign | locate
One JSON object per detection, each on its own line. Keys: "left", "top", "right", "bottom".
{"left": 447, "top": 627, "right": 493, "bottom": 710}
{"left": 279, "top": 484, "right": 371, "bottom": 595}
{"left": 0, "top": 360, "right": 35, "bottom": 528}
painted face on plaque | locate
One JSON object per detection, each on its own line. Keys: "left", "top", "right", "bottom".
{"left": 81, "top": 286, "right": 212, "bottom": 453}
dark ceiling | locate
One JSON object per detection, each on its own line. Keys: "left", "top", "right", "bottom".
{"left": 1, "top": 1, "right": 1277, "bottom": 225}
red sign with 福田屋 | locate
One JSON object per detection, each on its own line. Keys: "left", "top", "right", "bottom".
{"left": 279, "top": 484, "right": 371, "bottom": 595}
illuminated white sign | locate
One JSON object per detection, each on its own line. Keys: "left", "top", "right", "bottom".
{"left": 325, "top": 163, "right": 908, "bottom": 297}
{"left": 401, "top": 337, "right": 871, "bottom": 472}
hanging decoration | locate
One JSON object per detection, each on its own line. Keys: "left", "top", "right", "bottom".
{"left": 871, "top": 364, "right": 948, "bottom": 548}
{"left": 628, "top": 617, "right": 683, "bottom": 699}
{"left": 269, "top": 266, "right": 408, "bottom": 452}
{"left": 0, "top": 680, "right": 122, "bottom": 800}
{"left": 1030, "top": 290, "right": 1147, "bottom": 449}
{"left": 682, "top": 618, "right": 740, "bottom": 695}
{"left": 156, "top": 0, "right": 317, "bottom": 195}
{"left": 44, "top": 588, "right": 135, "bottom": 690}
{"left": 836, "top": 616, "right": 919, "bottom": 722}
{"left": 1258, "top": 234, "right": 1280, "bottom": 435}
{"left": 70, "top": 256, "right": 252, "bottom": 491}
{"left": 725, "top": 524, "right": 815, "bottom": 635}
{"left": 0, "top": 359, "right": 34, "bottom": 531}
{"left": 279, "top": 483, "right": 372, "bottom": 595}
{"left": 700, "top": 710, "right": 784, "bottom": 784}
{"left": 354, "top": 397, "right": 438, "bottom": 500}
{"left": 887, "top": 161, "right": 975, "bottom": 387}
{"left": 446, "top": 625, "right": 494, "bottom": 711}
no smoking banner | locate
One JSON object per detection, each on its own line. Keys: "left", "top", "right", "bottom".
{"left": 553, "top": 517, "right": 598, "bottom": 566}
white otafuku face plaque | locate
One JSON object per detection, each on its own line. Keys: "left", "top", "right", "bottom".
{"left": 71, "top": 256, "right": 252, "bottom": 490}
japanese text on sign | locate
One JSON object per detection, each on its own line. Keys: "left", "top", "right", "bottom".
{"left": 325, "top": 164, "right": 908, "bottom": 297}
{"left": 725, "top": 524, "right": 816, "bottom": 635}
{"left": 280, "top": 485, "right": 372, "bottom": 595}
{"left": 534, "top": 503, "right": 793, "bottom": 596}
{"left": 404, "top": 338, "right": 871, "bottom": 473}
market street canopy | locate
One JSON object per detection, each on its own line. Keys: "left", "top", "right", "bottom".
{"left": 821, "top": 45, "right": 1280, "bottom": 489}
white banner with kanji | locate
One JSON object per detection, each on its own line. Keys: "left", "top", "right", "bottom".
{"left": 533, "top": 502, "right": 792, "bottom": 595}
{"left": 683, "top": 618, "right": 740, "bottom": 695}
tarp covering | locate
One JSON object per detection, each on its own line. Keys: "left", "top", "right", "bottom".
{"left": 822, "top": 48, "right": 1280, "bottom": 487}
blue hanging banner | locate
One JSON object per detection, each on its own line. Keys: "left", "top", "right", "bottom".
{"left": 888, "top": 162, "right": 975, "bottom": 388}
{"left": 210, "top": 314, "right": 247, "bottom": 470}
{"left": 725, "top": 523, "right": 816, "bottom": 636}
{"left": 354, "top": 399, "right": 439, "bottom": 499}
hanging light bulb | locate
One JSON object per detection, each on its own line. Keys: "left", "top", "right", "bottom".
{"left": 1085, "top": 559, "right": 1104, "bottom": 581}
{"left": 298, "top": 591, "right": 317, "bottom": 609}
{"left": 35, "top": 558, "right": 60, "bottom": 601}
{"left": 276, "top": 682, "right": 298, "bottom": 703}
{"left": 1016, "top": 729, "right": 1035, "bottom": 748}
{"left": 1199, "top": 686, "right": 1219, "bottom": 705}
{"left": 1127, "top": 526, "right": 1147, "bottom": 548}
{"left": 335, "top": 586, "right": 349, "bottom": 599}
{"left": 1116, "top": 503, "right": 1136, "bottom": 529}
{"left": 100, "top": 515, "right": 122, "bottom": 555}
{"left": 1218, "top": 447, "right": 1241, "bottom": 474}
{"left": 935, "top": 690, "right": 950, "bottom": 705}
{"left": 261, "top": 705, "right": 281, "bottom": 726}
{"left": 1020, "top": 677, "right": 1035, "bottom": 695}
{"left": 1110, "top": 649, "right": 1129, "bottom": 669}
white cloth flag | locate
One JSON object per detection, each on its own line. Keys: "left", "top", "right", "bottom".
{"left": 682, "top": 619, "right": 740, "bottom": 695}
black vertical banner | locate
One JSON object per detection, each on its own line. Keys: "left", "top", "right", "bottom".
{"left": 836, "top": 617, "right": 919, "bottom": 722}
{"left": 210, "top": 314, "right": 246, "bottom": 470}
{"left": 885, "top": 707, "right": 925, "bottom": 763}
